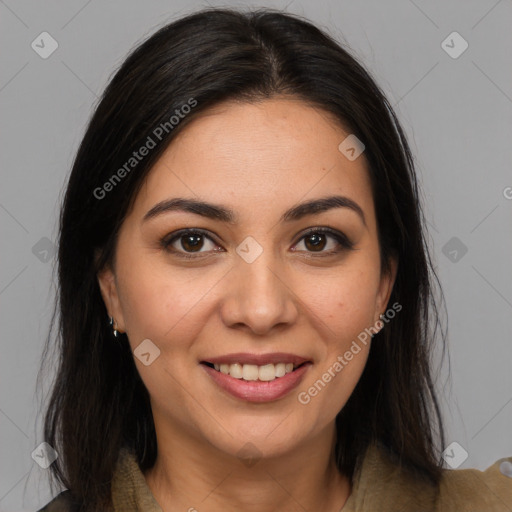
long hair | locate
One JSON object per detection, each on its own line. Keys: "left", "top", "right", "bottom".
{"left": 38, "top": 7, "right": 447, "bottom": 510}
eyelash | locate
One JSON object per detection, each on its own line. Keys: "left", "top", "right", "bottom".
{"left": 160, "top": 227, "right": 354, "bottom": 260}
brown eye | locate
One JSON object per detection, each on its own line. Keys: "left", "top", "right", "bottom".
{"left": 180, "top": 233, "right": 205, "bottom": 252}
{"left": 161, "top": 229, "right": 220, "bottom": 257}
{"left": 303, "top": 232, "right": 327, "bottom": 251}
{"left": 293, "top": 228, "right": 354, "bottom": 255}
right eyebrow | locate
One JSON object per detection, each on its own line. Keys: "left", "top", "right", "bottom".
{"left": 143, "top": 198, "right": 237, "bottom": 224}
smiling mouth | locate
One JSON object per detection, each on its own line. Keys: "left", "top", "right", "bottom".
{"left": 201, "top": 361, "right": 309, "bottom": 382}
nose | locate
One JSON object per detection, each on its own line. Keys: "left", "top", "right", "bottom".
{"left": 219, "top": 253, "right": 299, "bottom": 336}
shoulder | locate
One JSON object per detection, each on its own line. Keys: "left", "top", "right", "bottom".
{"left": 37, "top": 448, "right": 134, "bottom": 512}
{"left": 437, "top": 456, "right": 512, "bottom": 511}
{"left": 37, "top": 489, "right": 113, "bottom": 511}
{"left": 37, "top": 490, "right": 81, "bottom": 512}
{"left": 347, "top": 443, "right": 512, "bottom": 511}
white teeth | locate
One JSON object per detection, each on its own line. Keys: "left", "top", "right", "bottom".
{"left": 210, "top": 362, "right": 300, "bottom": 381}
{"left": 230, "top": 363, "right": 243, "bottom": 379}
{"left": 275, "top": 363, "right": 286, "bottom": 378}
{"left": 242, "top": 364, "right": 259, "bottom": 381}
{"left": 258, "top": 364, "right": 275, "bottom": 381}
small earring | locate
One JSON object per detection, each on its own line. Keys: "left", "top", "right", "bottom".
{"left": 109, "top": 316, "right": 119, "bottom": 337}
{"left": 377, "top": 313, "right": 386, "bottom": 333}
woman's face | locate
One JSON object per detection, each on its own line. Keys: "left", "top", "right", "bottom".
{"left": 98, "top": 97, "right": 396, "bottom": 460}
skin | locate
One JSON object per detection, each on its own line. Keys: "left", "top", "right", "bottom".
{"left": 98, "top": 97, "right": 397, "bottom": 512}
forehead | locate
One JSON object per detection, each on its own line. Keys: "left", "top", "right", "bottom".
{"left": 131, "top": 97, "right": 375, "bottom": 225}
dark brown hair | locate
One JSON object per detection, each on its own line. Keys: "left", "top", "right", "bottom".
{"left": 38, "top": 7, "right": 447, "bottom": 510}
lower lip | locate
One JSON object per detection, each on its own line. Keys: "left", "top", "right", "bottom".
{"left": 201, "top": 363, "right": 311, "bottom": 403}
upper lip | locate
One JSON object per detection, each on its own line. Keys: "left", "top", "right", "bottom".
{"left": 201, "top": 352, "right": 312, "bottom": 366}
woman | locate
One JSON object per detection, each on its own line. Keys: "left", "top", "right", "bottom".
{"left": 37, "top": 7, "right": 512, "bottom": 511}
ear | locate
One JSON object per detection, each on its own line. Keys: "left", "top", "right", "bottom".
{"left": 375, "top": 254, "right": 398, "bottom": 322}
{"left": 97, "top": 264, "right": 126, "bottom": 334}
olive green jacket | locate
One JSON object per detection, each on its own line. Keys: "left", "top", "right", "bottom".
{"left": 38, "top": 443, "right": 512, "bottom": 511}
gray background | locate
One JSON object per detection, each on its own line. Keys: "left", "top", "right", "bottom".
{"left": 1, "top": 0, "right": 511, "bottom": 510}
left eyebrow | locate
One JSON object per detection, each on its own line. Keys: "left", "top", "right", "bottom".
{"left": 281, "top": 195, "right": 366, "bottom": 227}
{"left": 142, "top": 195, "right": 366, "bottom": 227}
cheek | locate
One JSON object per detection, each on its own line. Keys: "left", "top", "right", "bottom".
{"left": 305, "top": 264, "right": 380, "bottom": 337}
{"left": 115, "top": 258, "right": 215, "bottom": 417}
{"left": 115, "top": 251, "right": 213, "bottom": 349}
{"left": 293, "top": 263, "right": 378, "bottom": 414}
{"left": 296, "top": 285, "right": 373, "bottom": 425}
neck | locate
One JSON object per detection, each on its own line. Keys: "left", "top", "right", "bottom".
{"left": 144, "top": 421, "right": 351, "bottom": 512}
